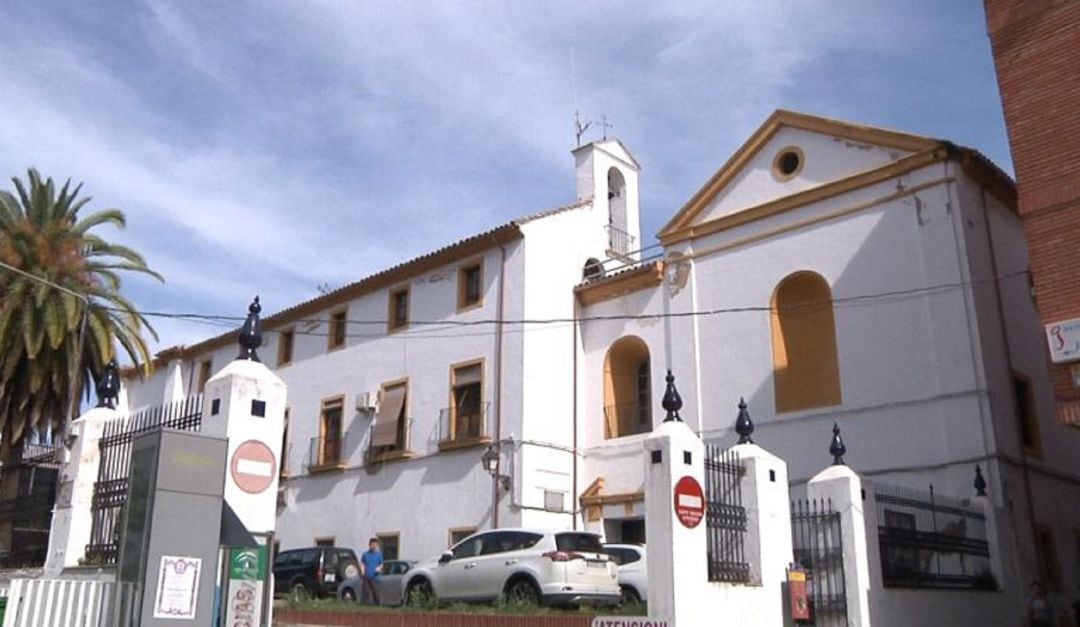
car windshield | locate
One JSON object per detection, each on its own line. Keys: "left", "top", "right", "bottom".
{"left": 556, "top": 533, "right": 603, "bottom": 553}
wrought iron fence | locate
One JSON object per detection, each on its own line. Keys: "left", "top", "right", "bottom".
{"left": 0, "top": 443, "right": 62, "bottom": 568}
{"left": 791, "top": 498, "right": 848, "bottom": 626}
{"left": 85, "top": 395, "right": 203, "bottom": 566}
{"left": 875, "top": 482, "right": 994, "bottom": 590}
{"left": 703, "top": 445, "right": 750, "bottom": 583}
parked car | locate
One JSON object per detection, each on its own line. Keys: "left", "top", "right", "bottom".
{"left": 601, "top": 543, "right": 647, "bottom": 604}
{"left": 401, "top": 529, "right": 620, "bottom": 607}
{"left": 272, "top": 547, "right": 361, "bottom": 599}
{"left": 337, "top": 559, "right": 416, "bottom": 606}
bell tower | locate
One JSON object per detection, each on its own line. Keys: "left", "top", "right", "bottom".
{"left": 572, "top": 138, "right": 642, "bottom": 261}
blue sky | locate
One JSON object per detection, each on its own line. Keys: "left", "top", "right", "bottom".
{"left": 0, "top": 1, "right": 1009, "bottom": 351}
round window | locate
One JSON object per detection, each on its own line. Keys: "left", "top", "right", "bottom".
{"left": 772, "top": 147, "right": 804, "bottom": 180}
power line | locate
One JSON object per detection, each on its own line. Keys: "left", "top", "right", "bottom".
{"left": 114, "top": 269, "right": 1031, "bottom": 342}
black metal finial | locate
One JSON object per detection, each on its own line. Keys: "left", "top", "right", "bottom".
{"left": 974, "top": 465, "right": 987, "bottom": 497}
{"left": 735, "top": 397, "right": 754, "bottom": 444}
{"left": 95, "top": 359, "right": 120, "bottom": 409}
{"left": 237, "top": 296, "right": 263, "bottom": 362}
{"left": 661, "top": 370, "right": 683, "bottom": 423}
{"left": 829, "top": 422, "right": 846, "bottom": 465}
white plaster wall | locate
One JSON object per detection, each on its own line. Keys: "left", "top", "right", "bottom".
{"left": 698, "top": 127, "right": 915, "bottom": 223}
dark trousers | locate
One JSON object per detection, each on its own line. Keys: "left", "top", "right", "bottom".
{"left": 361, "top": 576, "right": 380, "bottom": 605}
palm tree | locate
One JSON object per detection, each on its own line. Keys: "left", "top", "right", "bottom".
{"left": 0, "top": 168, "right": 162, "bottom": 462}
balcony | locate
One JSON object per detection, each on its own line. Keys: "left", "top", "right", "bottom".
{"left": 437, "top": 402, "right": 492, "bottom": 452}
{"left": 604, "top": 224, "right": 636, "bottom": 260}
{"left": 365, "top": 419, "right": 415, "bottom": 464}
{"left": 603, "top": 402, "right": 652, "bottom": 439}
{"left": 306, "top": 434, "right": 347, "bottom": 474}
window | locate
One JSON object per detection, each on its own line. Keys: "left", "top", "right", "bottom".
{"left": 603, "top": 336, "right": 652, "bottom": 439}
{"left": 555, "top": 532, "right": 603, "bottom": 553}
{"left": 280, "top": 408, "right": 290, "bottom": 477}
{"left": 480, "top": 531, "right": 543, "bottom": 555}
{"left": 772, "top": 146, "right": 805, "bottom": 181}
{"left": 1012, "top": 372, "right": 1041, "bottom": 456}
{"left": 328, "top": 310, "right": 347, "bottom": 349}
{"left": 318, "top": 398, "right": 344, "bottom": 467}
{"left": 451, "top": 534, "right": 485, "bottom": 559}
{"left": 602, "top": 547, "right": 642, "bottom": 566}
{"left": 197, "top": 359, "right": 212, "bottom": 393}
{"left": 771, "top": 271, "right": 841, "bottom": 413}
{"left": 277, "top": 329, "right": 294, "bottom": 366}
{"left": 449, "top": 361, "right": 484, "bottom": 442}
{"left": 458, "top": 263, "right": 483, "bottom": 309}
{"left": 606, "top": 167, "right": 631, "bottom": 254}
{"left": 371, "top": 380, "right": 408, "bottom": 454}
{"left": 315, "top": 537, "right": 335, "bottom": 548}
{"left": 449, "top": 527, "right": 478, "bottom": 548}
{"left": 388, "top": 287, "right": 409, "bottom": 332}
{"left": 377, "top": 533, "right": 400, "bottom": 561}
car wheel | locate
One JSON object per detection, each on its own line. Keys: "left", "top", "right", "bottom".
{"left": 341, "top": 561, "right": 361, "bottom": 580}
{"left": 341, "top": 587, "right": 357, "bottom": 603}
{"left": 405, "top": 578, "right": 435, "bottom": 607}
{"left": 620, "top": 585, "right": 641, "bottom": 605}
{"left": 289, "top": 581, "right": 310, "bottom": 604}
{"left": 504, "top": 577, "right": 540, "bottom": 606}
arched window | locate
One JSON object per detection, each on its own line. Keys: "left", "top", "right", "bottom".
{"left": 603, "top": 336, "right": 652, "bottom": 438}
{"left": 607, "top": 168, "right": 629, "bottom": 253}
{"left": 771, "top": 272, "right": 841, "bottom": 413}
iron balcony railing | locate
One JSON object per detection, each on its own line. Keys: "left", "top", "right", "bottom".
{"left": 437, "top": 402, "right": 492, "bottom": 446}
{"left": 605, "top": 224, "right": 636, "bottom": 256}
{"left": 307, "top": 433, "right": 346, "bottom": 470}
{"left": 603, "top": 402, "right": 652, "bottom": 439}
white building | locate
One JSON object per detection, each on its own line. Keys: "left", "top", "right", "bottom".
{"left": 123, "top": 111, "right": 1080, "bottom": 598}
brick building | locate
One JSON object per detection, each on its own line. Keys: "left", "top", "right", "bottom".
{"left": 983, "top": 0, "right": 1080, "bottom": 426}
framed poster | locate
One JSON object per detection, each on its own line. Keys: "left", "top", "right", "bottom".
{"left": 153, "top": 555, "right": 201, "bottom": 619}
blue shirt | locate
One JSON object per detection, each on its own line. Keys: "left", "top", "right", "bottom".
{"left": 360, "top": 549, "right": 383, "bottom": 579}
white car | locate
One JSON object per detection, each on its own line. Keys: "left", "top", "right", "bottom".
{"left": 602, "top": 543, "right": 647, "bottom": 605}
{"left": 402, "top": 529, "right": 620, "bottom": 607}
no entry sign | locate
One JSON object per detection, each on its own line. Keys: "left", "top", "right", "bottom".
{"left": 673, "top": 476, "right": 705, "bottom": 528}
{"left": 230, "top": 440, "right": 276, "bottom": 495}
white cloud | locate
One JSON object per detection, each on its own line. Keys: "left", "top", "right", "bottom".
{"left": 0, "top": 0, "right": 1010, "bottom": 352}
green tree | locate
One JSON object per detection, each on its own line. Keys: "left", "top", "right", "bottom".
{"left": 0, "top": 168, "right": 161, "bottom": 461}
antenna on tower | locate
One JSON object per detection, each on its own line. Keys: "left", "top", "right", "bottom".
{"left": 575, "top": 110, "right": 592, "bottom": 148}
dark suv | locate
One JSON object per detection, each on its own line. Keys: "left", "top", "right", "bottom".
{"left": 273, "top": 547, "right": 361, "bottom": 599}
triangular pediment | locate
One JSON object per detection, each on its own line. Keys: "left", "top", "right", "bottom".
{"left": 658, "top": 110, "right": 943, "bottom": 242}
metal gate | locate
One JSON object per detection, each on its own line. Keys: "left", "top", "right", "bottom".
{"left": 791, "top": 498, "right": 848, "bottom": 626}
{"left": 703, "top": 445, "right": 750, "bottom": 583}
{"left": 85, "top": 395, "right": 203, "bottom": 565}
{"left": 0, "top": 443, "right": 62, "bottom": 568}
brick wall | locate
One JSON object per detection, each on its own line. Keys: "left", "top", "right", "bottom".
{"left": 984, "top": 0, "right": 1080, "bottom": 423}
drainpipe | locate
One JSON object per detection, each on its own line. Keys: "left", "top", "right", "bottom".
{"left": 572, "top": 294, "right": 580, "bottom": 530}
{"left": 977, "top": 184, "right": 1042, "bottom": 578}
{"left": 492, "top": 240, "right": 509, "bottom": 529}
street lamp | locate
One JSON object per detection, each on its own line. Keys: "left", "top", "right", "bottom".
{"left": 481, "top": 445, "right": 511, "bottom": 491}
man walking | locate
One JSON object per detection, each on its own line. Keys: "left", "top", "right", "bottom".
{"left": 359, "top": 537, "right": 384, "bottom": 605}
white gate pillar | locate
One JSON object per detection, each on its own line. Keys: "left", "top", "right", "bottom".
{"left": 806, "top": 425, "right": 873, "bottom": 627}
{"left": 45, "top": 403, "right": 119, "bottom": 573}
{"left": 643, "top": 373, "right": 707, "bottom": 626}
{"left": 731, "top": 441, "right": 793, "bottom": 617}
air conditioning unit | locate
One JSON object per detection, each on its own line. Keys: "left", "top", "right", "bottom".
{"left": 355, "top": 392, "right": 377, "bottom": 412}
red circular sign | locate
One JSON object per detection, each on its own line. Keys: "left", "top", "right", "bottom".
{"left": 673, "top": 476, "right": 705, "bottom": 529}
{"left": 230, "top": 440, "right": 277, "bottom": 495}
